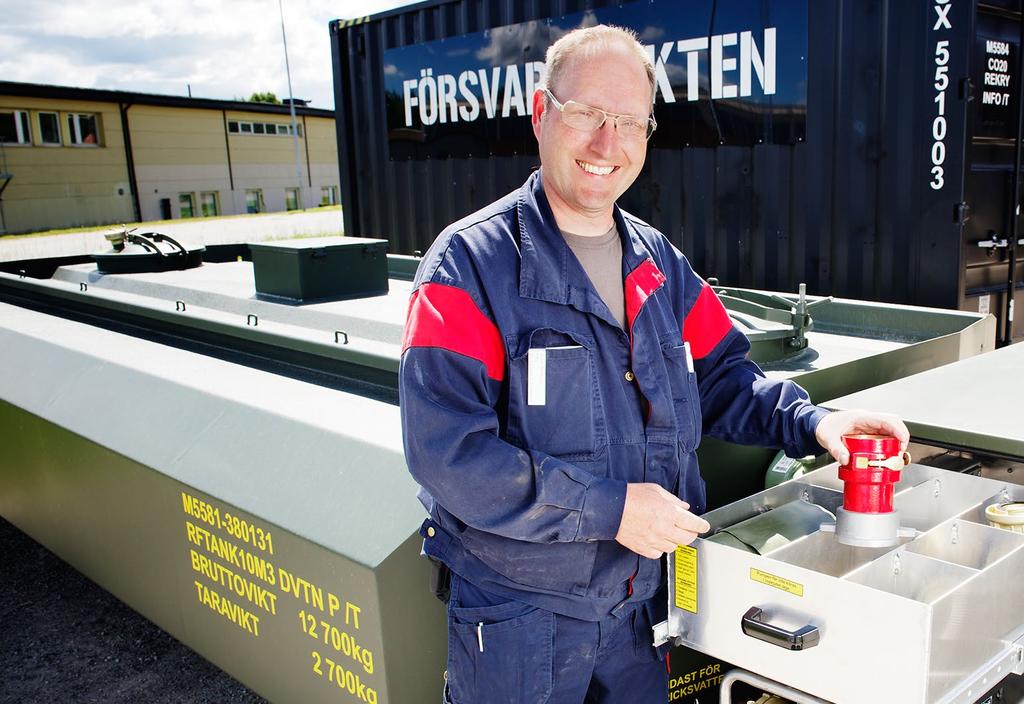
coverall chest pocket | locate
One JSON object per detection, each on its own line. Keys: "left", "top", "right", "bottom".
{"left": 660, "top": 340, "right": 701, "bottom": 451}
{"left": 506, "top": 328, "right": 598, "bottom": 460}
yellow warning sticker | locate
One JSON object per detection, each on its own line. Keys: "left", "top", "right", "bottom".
{"left": 750, "top": 568, "right": 804, "bottom": 597}
{"left": 674, "top": 545, "right": 698, "bottom": 613}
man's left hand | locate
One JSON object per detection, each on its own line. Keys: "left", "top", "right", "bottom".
{"left": 815, "top": 409, "right": 910, "bottom": 465}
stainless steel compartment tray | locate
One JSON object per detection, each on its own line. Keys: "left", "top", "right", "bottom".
{"left": 663, "top": 465, "right": 1024, "bottom": 704}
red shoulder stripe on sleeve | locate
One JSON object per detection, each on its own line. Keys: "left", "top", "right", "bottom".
{"left": 624, "top": 258, "right": 667, "bottom": 332}
{"left": 683, "top": 282, "right": 734, "bottom": 359}
{"left": 402, "top": 282, "right": 506, "bottom": 381}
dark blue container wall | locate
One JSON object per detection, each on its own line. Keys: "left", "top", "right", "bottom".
{"left": 332, "top": 0, "right": 981, "bottom": 308}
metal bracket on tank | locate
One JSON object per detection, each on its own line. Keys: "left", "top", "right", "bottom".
{"left": 708, "top": 281, "right": 833, "bottom": 356}
{"left": 652, "top": 619, "right": 672, "bottom": 648}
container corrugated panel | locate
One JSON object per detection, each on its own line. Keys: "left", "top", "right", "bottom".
{"left": 332, "top": 0, "right": 1022, "bottom": 329}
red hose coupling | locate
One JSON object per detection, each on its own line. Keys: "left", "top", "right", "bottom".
{"left": 837, "top": 435, "right": 909, "bottom": 514}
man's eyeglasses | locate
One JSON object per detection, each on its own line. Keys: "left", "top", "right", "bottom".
{"left": 543, "top": 88, "right": 657, "bottom": 141}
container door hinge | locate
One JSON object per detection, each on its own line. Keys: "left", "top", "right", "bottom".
{"left": 954, "top": 202, "right": 971, "bottom": 224}
{"left": 959, "top": 77, "right": 974, "bottom": 102}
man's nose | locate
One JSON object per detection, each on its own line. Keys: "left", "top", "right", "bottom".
{"left": 588, "top": 118, "right": 618, "bottom": 155}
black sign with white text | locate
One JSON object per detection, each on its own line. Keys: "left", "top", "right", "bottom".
{"left": 382, "top": 0, "right": 808, "bottom": 159}
{"left": 974, "top": 35, "right": 1019, "bottom": 141}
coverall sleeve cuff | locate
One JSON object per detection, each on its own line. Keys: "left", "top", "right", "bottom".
{"left": 577, "top": 477, "right": 627, "bottom": 542}
{"left": 801, "top": 406, "right": 832, "bottom": 456}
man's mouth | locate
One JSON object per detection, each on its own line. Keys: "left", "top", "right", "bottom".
{"left": 576, "top": 160, "right": 618, "bottom": 176}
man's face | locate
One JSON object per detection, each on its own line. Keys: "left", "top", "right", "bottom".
{"left": 532, "top": 45, "right": 652, "bottom": 223}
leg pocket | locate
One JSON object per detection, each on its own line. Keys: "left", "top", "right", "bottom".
{"left": 447, "top": 599, "right": 554, "bottom": 704}
{"left": 631, "top": 602, "right": 663, "bottom": 662}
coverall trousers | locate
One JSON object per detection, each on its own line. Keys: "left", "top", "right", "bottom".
{"left": 443, "top": 574, "right": 669, "bottom": 703}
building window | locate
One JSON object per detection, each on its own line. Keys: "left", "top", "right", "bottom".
{"left": 0, "top": 110, "right": 30, "bottom": 144}
{"left": 228, "top": 120, "right": 299, "bottom": 137}
{"left": 199, "top": 191, "right": 219, "bottom": 217}
{"left": 67, "top": 113, "right": 99, "bottom": 145}
{"left": 320, "top": 186, "right": 338, "bottom": 206}
{"left": 245, "top": 189, "right": 264, "bottom": 214}
{"left": 179, "top": 193, "right": 194, "bottom": 218}
{"left": 285, "top": 188, "right": 301, "bottom": 211}
{"left": 38, "top": 112, "right": 61, "bottom": 145}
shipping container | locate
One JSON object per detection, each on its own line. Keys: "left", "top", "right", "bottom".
{"left": 331, "top": 0, "right": 1024, "bottom": 343}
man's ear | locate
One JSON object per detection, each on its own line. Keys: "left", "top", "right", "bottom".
{"left": 531, "top": 88, "right": 546, "bottom": 140}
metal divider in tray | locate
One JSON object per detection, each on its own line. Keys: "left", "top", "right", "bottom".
{"left": 663, "top": 464, "right": 1024, "bottom": 704}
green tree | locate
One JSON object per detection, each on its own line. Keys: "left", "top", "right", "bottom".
{"left": 249, "top": 91, "right": 281, "bottom": 104}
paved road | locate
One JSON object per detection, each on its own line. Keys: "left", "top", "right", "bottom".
{"left": 0, "top": 209, "right": 344, "bottom": 263}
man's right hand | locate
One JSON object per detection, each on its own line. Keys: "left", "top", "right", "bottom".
{"left": 615, "top": 483, "right": 711, "bottom": 559}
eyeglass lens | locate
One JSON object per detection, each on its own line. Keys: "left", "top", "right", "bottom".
{"left": 560, "top": 101, "right": 653, "bottom": 140}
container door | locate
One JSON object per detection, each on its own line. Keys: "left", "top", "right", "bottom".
{"left": 964, "top": 1, "right": 1024, "bottom": 344}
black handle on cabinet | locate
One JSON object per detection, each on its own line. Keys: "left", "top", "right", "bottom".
{"left": 741, "top": 607, "right": 819, "bottom": 651}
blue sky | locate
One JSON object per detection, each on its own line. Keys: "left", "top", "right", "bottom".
{"left": 0, "top": 0, "right": 413, "bottom": 110}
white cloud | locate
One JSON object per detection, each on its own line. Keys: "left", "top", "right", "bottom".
{"left": 639, "top": 26, "right": 665, "bottom": 42}
{"left": 2, "top": 0, "right": 420, "bottom": 109}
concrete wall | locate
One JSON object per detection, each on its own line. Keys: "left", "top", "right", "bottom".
{"left": 0, "top": 94, "right": 339, "bottom": 234}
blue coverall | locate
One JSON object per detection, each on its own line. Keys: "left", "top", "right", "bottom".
{"left": 400, "top": 170, "right": 827, "bottom": 703}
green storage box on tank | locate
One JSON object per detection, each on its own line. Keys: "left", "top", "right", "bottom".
{"left": 250, "top": 236, "right": 389, "bottom": 302}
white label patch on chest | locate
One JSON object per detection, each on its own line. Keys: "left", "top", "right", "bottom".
{"left": 684, "top": 341, "right": 695, "bottom": 373}
{"left": 527, "top": 347, "right": 547, "bottom": 406}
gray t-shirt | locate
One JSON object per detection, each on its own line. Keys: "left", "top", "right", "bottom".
{"left": 561, "top": 224, "right": 625, "bottom": 329}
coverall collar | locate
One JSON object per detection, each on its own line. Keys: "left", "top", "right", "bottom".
{"left": 516, "top": 169, "right": 659, "bottom": 323}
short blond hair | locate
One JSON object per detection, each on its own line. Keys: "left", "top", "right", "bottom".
{"left": 542, "top": 24, "right": 656, "bottom": 108}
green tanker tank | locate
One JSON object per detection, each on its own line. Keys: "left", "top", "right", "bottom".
{"left": 0, "top": 242, "right": 995, "bottom": 703}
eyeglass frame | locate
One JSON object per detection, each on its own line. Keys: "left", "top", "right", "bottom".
{"left": 542, "top": 88, "right": 657, "bottom": 141}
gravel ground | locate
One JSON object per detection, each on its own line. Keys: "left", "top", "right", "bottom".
{"left": 0, "top": 518, "right": 267, "bottom": 704}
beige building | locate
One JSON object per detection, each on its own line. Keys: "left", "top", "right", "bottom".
{"left": 0, "top": 81, "right": 340, "bottom": 234}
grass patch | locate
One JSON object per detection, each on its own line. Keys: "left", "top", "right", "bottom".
{"left": 266, "top": 231, "right": 345, "bottom": 241}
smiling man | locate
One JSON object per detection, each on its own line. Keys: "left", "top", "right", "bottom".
{"left": 400, "top": 24, "right": 906, "bottom": 704}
